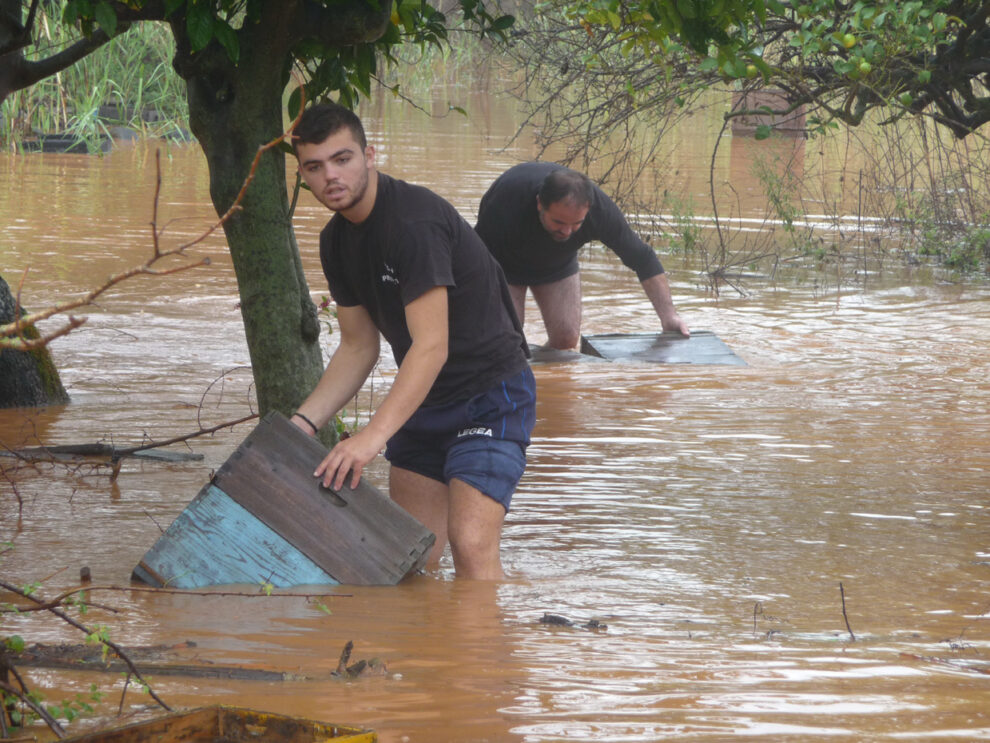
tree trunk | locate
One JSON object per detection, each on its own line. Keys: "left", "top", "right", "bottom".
{"left": 0, "top": 274, "right": 70, "bottom": 408}
{"left": 177, "top": 14, "right": 327, "bottom": 428}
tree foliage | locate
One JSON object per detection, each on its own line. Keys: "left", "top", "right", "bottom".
{"left": 553, "top": 0, "right": 990, "bottom": 138}
{"left": 0, "top": 0, "right": 513, "bottom": 422}
{"left": 24, "top": 0, "right": 513, "bottom": 113}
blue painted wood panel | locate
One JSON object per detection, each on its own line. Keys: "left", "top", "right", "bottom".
{"left": 133, "top": 483, "right": 338, "bottom": 589}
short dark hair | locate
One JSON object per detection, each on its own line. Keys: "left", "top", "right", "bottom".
{"left": 538, "top": 168, "right": 594, "bottom": 209}
{"left": 292, "top": 102, "right": 367, "bottom": 154}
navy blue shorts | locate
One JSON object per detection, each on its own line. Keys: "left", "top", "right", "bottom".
{"left": 384, "top": 366, "right": 536, "bottom": 511}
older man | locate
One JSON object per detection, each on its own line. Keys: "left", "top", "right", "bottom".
{"left": 475, "top": 162, "right": 689, "bottom": 349}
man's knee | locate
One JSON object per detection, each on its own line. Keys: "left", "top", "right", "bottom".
{"left": 545, "top": 327, "right": 581, "bottom": 349}
{"left": 447, "top": 521, "right": 497, "bottom": 560}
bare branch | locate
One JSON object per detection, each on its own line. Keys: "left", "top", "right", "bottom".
{"left": 0, "top": 679, "right": 65, "bottom": 738}
{"left": 1, "top": 583, "right": 353, "bottom": 611}
{"left": 0, "top": 579, "right": 171, "bottom": 713}
{"left": 0, "top": 101, "right": 307, "bottom": 352}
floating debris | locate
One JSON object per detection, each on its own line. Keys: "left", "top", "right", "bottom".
{"left": 538, "top": 613, "right": 608, "bottom": 631}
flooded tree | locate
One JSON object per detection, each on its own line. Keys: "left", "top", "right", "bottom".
{"left": 0, "top": 0, "right": 511, "bottom": 423}
{"left": 0, "top": 275, "right": 69, "bottom": 408}
{"left": 505, "top": 0, "right": 990, "bottom": 283}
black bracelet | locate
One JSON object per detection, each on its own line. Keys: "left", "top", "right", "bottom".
{"left": 293, "top": 411, "right": 319, "bottom": 434}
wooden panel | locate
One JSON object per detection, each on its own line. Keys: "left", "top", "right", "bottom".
{"left": 580, "top": 330, "right": 747, "bottom": 366}
{"left": 212, "top": 412, "right": 434, "bottom": 586}
{"left": 132, "top": 484, "right": 338, "bottom": 589}
{"left": 60, "top": 705, "right": 377, "bottom": 742}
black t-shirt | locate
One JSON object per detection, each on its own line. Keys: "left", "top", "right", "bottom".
{"left": 320, "top": 173, "right": 529, "bottom": 407}
{"left": 474, "top": 161, "right": 665, "bottom": 285}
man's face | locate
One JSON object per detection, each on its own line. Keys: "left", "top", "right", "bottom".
{"left": 537, "top": 197, "right": 590, "bottom": 242}
{"left": 296, "top": 128, "right": 375, "bottom": 217}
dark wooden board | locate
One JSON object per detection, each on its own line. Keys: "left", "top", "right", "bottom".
{"left": 579, "top": 331, "right": 747, "bottom": 366}
{"left": 212, "top": 412, "right": 434, "bottom": 585}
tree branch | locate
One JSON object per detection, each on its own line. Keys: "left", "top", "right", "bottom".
{"left": 1, "top": 29, "right": 112, "bottom": 100}
{"left": 0, "top": 579, "right": 171, "bottom": 714}
{"left": 0, "top": 679, "right": 65, "bottom": 738}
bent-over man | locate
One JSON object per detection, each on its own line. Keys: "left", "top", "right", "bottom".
{"left": 475, "top": 162, "right": 689, "bottom": 349}
{"left": 290, "top": 103, "right": 535, "bottom": 580}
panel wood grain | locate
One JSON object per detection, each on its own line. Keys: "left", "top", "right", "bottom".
{"left": 132, "top": 483, "right": 338, "bottom": 589}
{"left": 212, "top": 412, "right": 434, "bottom": 585}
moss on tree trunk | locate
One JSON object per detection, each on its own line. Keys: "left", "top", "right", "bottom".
{"left": 177, "top": 13, "right": 329, "bottom": 435}
{"left": 0, "top": 274, "right": 69, "bottom": 408}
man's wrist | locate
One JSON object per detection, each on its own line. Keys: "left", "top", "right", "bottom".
{"left": 292, "top": 411, "right": 319, "bottom": 434}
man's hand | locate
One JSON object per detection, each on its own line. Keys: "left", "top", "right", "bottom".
{"left": 314, "top": 428, "right": 385, "bottom": 491}
{"left": 661, "top": 312, "right": 690, "bottom": 337}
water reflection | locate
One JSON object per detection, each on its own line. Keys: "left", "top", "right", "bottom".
{"left": 2, "top": 102, "right": 990, "bottom": 742}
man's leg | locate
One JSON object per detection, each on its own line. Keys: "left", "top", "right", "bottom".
{"left": 390, "top": 466, "right": 506, "bottom": 578}
{"left": 507, "top": 284, "right": 528, "bottom": 325}
{"left": 390, "top": 465, "right": 450, "bottom": 570}
{"left": 530, "top": 273, "right": 582, "bottom": 349}
{"left": 448, "top": 478, "right": 507, "bottom": 580}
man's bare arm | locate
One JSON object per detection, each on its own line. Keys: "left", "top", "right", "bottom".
{"left": 642, "top": 273, "right": 690, "bottom": 336}
{"left": 292, "top": 303, "right": 381, "bottom": 435}
{"left": 316, "top": 286, "right": 449, "bottom": 490}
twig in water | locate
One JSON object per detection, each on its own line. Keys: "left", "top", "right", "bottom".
{"left": 839, "top": 581, "right": 856, "bottom": 641}
{"left": 118, "top": 674, "right": 132, "bottom": 715}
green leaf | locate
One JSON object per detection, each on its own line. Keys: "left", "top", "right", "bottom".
{"left": 4, "top": 635, "right": 25, "bottom": 653}
{"left": 491, "top": 14, "right": 515, "bottom": 31}
{"left": 287, "top": 87, "right": 304, "bottom": 120}
{"left": 676, "top": 0, "right": 697, "bottom": 20}
{"left": 213, "top": 20, "right": 239, "bottom": 63}
{"left": 93, "top": 1, "right": 117, "bottom": 36}
{"left": 245, "top": 0, "right": 263, "bottom": 23}
{"left": 63, "top": 2, "right": 80, "bottom": 25}
{"left": 755, "top": 124, "right": 772, "bottom": 140}
{"left": 187, "top": 3, "right": 215, "bottom": 52}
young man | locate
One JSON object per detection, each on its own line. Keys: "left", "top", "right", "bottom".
{"left": 475, "top": 162, "right": 690, "bottom": 350}
{"left": 290, "top": 103, "right": 535, "bottom": 580}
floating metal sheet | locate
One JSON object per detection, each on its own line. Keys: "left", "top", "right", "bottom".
{"left": 579, "top": 331, "right": 746, "bottom": 366}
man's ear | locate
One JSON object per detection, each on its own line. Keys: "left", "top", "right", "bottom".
{"left": 365, "top": 145, "right": 376, "bottom": 167}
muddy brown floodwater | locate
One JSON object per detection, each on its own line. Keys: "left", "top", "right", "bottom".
{"left": 2, "top": 90, "right": 990, "bottom": 742}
